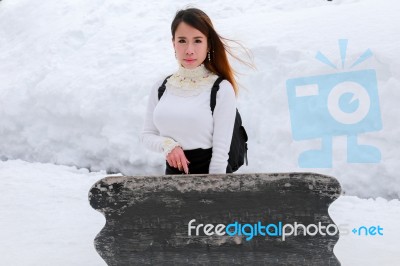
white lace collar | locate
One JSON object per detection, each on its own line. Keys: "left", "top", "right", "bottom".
{"left": 166, "top": 64, "right": 218, "bottom": 97}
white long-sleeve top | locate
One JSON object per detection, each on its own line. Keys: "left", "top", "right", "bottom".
{"left": 141, "top": 64, "right": 236, "bottom": 173}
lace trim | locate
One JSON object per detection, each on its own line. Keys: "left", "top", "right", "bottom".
{"left": 176, "top": 64, "right": 209, "bottom": 79}
{"left": 162, "top": 138, "right": 180, "bottom": 157}
{"left": 166, "top": 64, "right": 218, "bottom": 97}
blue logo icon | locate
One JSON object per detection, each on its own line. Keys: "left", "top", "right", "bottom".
{"left": 286, "top": 39, "right": 382, "bottom": 168}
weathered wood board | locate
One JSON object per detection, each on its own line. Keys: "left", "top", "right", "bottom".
{"left": 89, "top": 173, "right": 341, "bottom": 265}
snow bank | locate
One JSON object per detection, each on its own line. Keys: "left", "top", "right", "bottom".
{"left": 0, "top": 0, "right": 399, "bottom": 198}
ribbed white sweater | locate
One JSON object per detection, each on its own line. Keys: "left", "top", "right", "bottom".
{"left": 141, "top": 64, "right": 236, "bottom": 173}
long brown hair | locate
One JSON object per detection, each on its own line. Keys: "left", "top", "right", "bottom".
{"left": 171, "top": 8, "right": 252, "bottom": 95}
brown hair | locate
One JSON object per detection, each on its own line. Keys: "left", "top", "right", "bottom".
{"left": 171, "top": 8, "right": 252, "bottom": 95}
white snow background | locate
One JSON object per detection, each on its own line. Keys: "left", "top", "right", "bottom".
{"left": 0, "top": 0, "right": 399, "bottom": 265}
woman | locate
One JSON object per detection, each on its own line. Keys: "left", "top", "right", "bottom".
{"left": 141, "top": 8, "right": 248, "bottom": 175}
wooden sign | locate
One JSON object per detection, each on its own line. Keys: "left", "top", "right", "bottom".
{"left": 89, "top": 173, "right": 341, "bottom": 265}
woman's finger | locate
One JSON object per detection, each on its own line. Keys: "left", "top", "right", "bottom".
{"left": 175, "top": 153, "right": 181, "bottom": 169}
{"left": 177, "top": 152, "right": 189, "bottom": 174}
{"left": 167, "top": 150, "right": 178, "bottom": 168}
{"left": 177, "top": 160, "right": 182, "bottom": 171}
{"left": 166, "top": 156, "right": 173, "bottom": 167}
{"left": 167, "top": 147, "right": 189, "bottom": 173}
{"left": 182, "top": 161, "right": 189, "bottom": 174}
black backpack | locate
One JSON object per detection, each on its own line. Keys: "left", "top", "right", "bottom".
{"left": 158, "top": 76, "right": 248, "bottom": 172}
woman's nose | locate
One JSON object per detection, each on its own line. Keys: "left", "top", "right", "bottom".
{"left": 186, "top": 44, "right": 194, "bottom": 55}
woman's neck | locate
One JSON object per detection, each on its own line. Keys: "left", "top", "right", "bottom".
{"left": 177, "top": 64, "right": 210, "bottom": 80}
{"left": 166, "top": 63, "right": 218, "bottom": 94}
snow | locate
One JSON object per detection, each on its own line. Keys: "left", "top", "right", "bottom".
{"left": 330, "top": 196, "right": 400, "bottom": 266}
{"left": 0, "top": 160, "right": 108, "bottom": 266}
{"left": 0, "top": 0, "right": 399, "bottom": 198}
{"left": 0, "top": 0, "right": 399, "bottom": 265}
{"left": 1, "top": 160, "right": 400, "bottom": 266}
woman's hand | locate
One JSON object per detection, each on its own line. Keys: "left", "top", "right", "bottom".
{"left": 166, "top": 146, "right": 190, "bottom": 174}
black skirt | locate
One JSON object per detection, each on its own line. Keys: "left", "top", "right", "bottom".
{"left": 165, "top": 148, "right": 233, "bottom": 175}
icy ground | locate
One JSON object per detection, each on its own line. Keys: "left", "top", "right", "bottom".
{"left": 1, "top": 160, "right": 399, "bottom": 266}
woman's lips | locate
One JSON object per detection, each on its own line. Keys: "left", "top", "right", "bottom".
{"left": 184, "top": 59, "right": 196, "bottom": 63}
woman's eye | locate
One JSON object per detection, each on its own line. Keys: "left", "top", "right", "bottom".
{"left": 195, "top": 39, "right": 202, "bottom": 43}
{"left": 178, "top": 40, "right": 186, "bottom": 43}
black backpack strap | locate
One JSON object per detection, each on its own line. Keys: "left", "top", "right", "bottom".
{"left": 158, "top": 75, "right": 172, "bottom": 100}
{"left": 210, "top": 76, "right": 225, "bottom": 114}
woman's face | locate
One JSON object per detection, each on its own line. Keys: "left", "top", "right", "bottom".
{"left": 173, "top": 22, "right": 208, "bottom": 69}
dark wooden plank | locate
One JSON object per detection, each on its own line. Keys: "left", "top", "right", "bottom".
{"left": 89, "top": 173, "right": 341, "bottom": 265}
